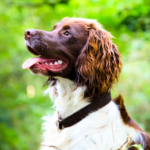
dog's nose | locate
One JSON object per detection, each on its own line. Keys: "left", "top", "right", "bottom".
{"left": 24, "top": 29, "right": 36, "bottom": 40}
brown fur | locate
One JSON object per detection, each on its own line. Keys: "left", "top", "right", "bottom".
{"left": 76, "top": 23, "right": 123, "bottom": 96}
{"left": 113, "top": 95, "right": 150, "bottom": 150}
{"left": 25, "top": 17, "right": 123, "bottom": 97}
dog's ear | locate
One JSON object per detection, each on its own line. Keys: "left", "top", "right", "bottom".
{"left": 76, "top": 23, "right": 123, "bottom": 96}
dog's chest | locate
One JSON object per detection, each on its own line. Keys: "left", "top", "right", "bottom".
{"left": 41, "top": 104, "right": 139, "bottom": 150}
{"left": 41, "top": 78, "right": 139, "bottom": 150}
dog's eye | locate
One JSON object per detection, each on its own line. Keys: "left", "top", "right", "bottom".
{"left": 64, "top": 31, "right": 70, "bottom": 36}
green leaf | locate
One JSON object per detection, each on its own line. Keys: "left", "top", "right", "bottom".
{"left": 132, "top": 144, "right": 144, "bottom": 150}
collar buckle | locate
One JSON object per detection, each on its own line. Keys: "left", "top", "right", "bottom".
{"left": 56, "top": 119, "right": 61, "bottom": 133}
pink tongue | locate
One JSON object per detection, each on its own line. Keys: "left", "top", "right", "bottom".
{"left": 22, "top": 57, "right": 51, "bottom": 69}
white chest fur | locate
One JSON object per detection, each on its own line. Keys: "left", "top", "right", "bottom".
{"left": 41, "top": 77, "right": 142, "bottom": 150}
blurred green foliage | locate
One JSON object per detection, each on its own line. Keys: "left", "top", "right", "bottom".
{"left": 0, "top": 0, "right": 150, "bottom": 149}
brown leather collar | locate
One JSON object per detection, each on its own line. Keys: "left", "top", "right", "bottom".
{"left": 56, "top": 91, "right": 111, "bottom": 130}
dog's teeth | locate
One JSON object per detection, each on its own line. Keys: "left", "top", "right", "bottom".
{"left": 54, "top": 61, "right": 58, "bottom": 65}
{"left": 58, "top": 60, "right": 63, "bottom": 64}
{"left": 50, "top": 62, "right": 53, "bottom": 65}
{"left": 45, "top": 62, "right": 48, "bottom": 65}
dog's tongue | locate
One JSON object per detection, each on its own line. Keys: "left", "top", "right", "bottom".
{"left": 22, "top": 57, "right": 50, "bottom": 69}
{"left": 22, "top": 57, "right": 69, "bottom": 73}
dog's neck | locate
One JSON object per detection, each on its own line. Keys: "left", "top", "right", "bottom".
{"left": 42, "top": 77, "right": 148, "bottom": 150}
{"left": 44, "top": 77, "right": 91, "bottom": 119}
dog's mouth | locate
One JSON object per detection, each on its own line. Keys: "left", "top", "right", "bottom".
{"left": 22, "top": 45, "right": 69, "bottom": 73}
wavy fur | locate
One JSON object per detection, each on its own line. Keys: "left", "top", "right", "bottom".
{"left": 76, "top": 22, "right": 123, "bottom": 95}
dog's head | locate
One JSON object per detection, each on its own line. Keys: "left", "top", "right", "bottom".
{"left": 23, "top": 17, "right": 123, "bottom": 96}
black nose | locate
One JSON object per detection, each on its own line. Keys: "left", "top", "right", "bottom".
{"left": 24, "top": 29, "right": 36, "bottom": 40}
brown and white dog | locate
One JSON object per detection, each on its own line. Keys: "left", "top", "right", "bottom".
{"left": 22, "top": 18, "right": 150, "bottom": 150}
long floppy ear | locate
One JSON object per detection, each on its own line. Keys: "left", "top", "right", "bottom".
{"left": 76, "top": 23, "right": 123, "bottom": 96}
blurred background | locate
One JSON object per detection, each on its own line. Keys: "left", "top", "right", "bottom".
{"left": 0, "top": 0, "right": 150, "bottom": 149}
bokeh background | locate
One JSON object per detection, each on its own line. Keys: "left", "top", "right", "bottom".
{"left": 0, "top": 0, "right": 150, "bottom": 149}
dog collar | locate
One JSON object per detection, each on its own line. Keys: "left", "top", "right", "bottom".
{"left": 56, "top": 90, "right": 111, "bottom": 131}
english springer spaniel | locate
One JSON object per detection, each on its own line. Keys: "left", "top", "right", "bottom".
{"left": 22, "top": 17, "right": 150, "bottom": 150}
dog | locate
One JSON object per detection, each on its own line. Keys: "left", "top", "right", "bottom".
{"left": 22, "top": 17, "right": 150, "bottom": 150}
